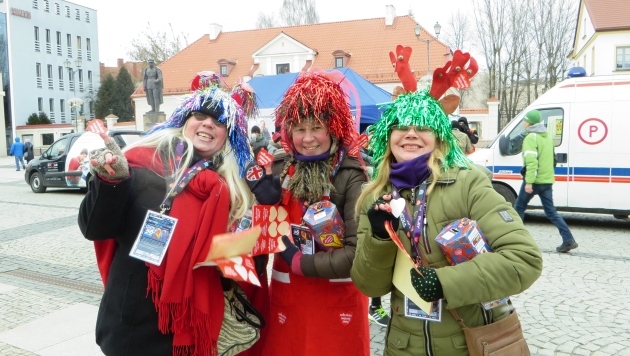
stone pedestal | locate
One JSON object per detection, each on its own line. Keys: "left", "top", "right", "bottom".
{"left": 143, "top": 112, "right": 166, "bottom": 131}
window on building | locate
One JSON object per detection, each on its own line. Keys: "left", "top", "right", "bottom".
{"left": 47, "top": 65, "right": 53, "bottom": 89}
{"left": 85, "top": 11, "right": 90, "bottom": 23}
{"left": 55, "top": 3, "right": 60, "bottom": 15}
{"left": 276, "top": 63, "right": 290, "bottom": 74}
{"left": 335, "top": 57, "right": 343, "bottom": 68}
{"left": 87, "top": 70, "right": 93, "bottom": 92}
{"left": 44, "top": 0, "right": 50, "bottom": 12}
{"left": 34, "top": 27, "right": 40, "bottom": 52}
{"left": 67, "top": 33, "right": 72, "bottom": 57}
{"left": 60, "top": 99, "right": 66, "bottom": 121}
{"left": 42, "top": 133, "right": 55, "bottom": 145}
{"left": 49, "top": 98, "right": 55, "bottom": 121}
{"left": 33, "top": 0, "right": 38, "bottom": 9}
{"left": 36, "top": 63, "right": 42, "bottom": 88}
{"left": 220, "top": 65, "right": 227, "bottom": 76}
{"left": 38, "top": 97, "right": 44, "bottom": 112}
{"left": 89, "top": 101, "right": 95, "bottom": 119}
{"left": 75, "top": 8, "right": 80, "bottom": 20}
{"left": 617, "top": 46, "right": 630, "bottom": 70}
{"left": 86, "top": 38, "right": 91, "bottom": 61}
{"left": 58, "top": 66, "right": 64, "bottom": 90}
{"left": 78, "top": 69, "right": 84, "bottom": 92}
{"left": 76, "top": 36, "right": 82, "bottom": 59}
{"left": 65, "top": 6, "right": 70, "bottom": 17}
{"left": 45, "top": 29, "right": 51, "bottom": 53}
{"left": 56, "top": 31, "right": 62, "bottom": 55}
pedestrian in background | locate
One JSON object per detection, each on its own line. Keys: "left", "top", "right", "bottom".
{"left": 23, "top": 139, "right": 35, "bottom": 164}
{"left": 250, "top": 125, "right": 269, "bottom": 157}
{"left": 9, "top": 137, "right": 25, "bottom": 171}
{"left": 514, "top": 109, "right": 578, "bottom": 253}
{"left": 78, "top": 84, "right": 257, "bottom": 355}
{"left": 452, "top": 120, "right": 473, "bottom": 154}
{"left": 458, "top": 116, "right": 479, "bottom": 145}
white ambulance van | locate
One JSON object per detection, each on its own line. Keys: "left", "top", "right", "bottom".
{"left": 469, "top": 69, "right": 630, "bottom": 219}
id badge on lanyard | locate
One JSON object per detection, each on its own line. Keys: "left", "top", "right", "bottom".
{"left": 129, "top": 210, "right": 178, "bottom": 266}
{"left": 129, "top": 141, "right": 209, "bottom": 266}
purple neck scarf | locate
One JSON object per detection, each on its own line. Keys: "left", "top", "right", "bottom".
{"left": 294, "top": 151, "right": 331, "bottom": 163}
{"left": 390, "top": 152, "right": 432, "bottom": 189}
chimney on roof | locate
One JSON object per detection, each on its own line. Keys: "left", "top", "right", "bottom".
{"left": 385, "top": 5, "right": 396, "bottom": 26}
{"left": 117, "top": 58, "right": 123, "bottom": 68}
{"left": 209, "top": 23, "right": 223, "bottom": 41}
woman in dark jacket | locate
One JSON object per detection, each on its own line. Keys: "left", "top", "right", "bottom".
{"left": 263, "top": 71, "right": 370, "bottom": 355}
{"left": 78, "top": 83, "right": 255, "bottom": 356}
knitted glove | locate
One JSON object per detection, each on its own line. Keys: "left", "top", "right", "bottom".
{"left": 279, "top": 235, "right": 303, "bottom": 276}
{"left": 89, "top": 140, "right": 129, "bottom": 181}
{"left": 244, "top": 162, "right": 282, "bottom": 205}
{"left": 367, "top": 197, "right": 400, "bottom": 240}
{"left": 410, "top": 266, "right": 444, "bottom": 302}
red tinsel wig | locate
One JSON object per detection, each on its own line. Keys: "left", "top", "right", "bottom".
{"left": 275, "top": 71, "right": 355, "bottom": 152}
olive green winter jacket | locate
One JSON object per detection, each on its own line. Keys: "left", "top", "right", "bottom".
{"left": 350, "top": 166, "right": 542, "bottom": 356}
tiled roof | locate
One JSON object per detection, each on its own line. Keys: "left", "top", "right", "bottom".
{"left": 132, "top": 16, "right": 450, "bottom": 97}
{"left": 584, "top": 0, "right": 630, "bottom": 31}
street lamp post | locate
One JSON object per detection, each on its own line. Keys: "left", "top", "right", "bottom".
{"left": 63, "top": 58, "right": 82, "bottom": 131}
{"left": 414, "top": 22, "right": 442, "bottom": 77}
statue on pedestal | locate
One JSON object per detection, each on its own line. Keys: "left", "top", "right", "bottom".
{"left": 143, "top": 59, "right": 163, "bottom": 113}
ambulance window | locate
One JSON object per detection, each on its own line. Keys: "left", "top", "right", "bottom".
{"left": 506, "top": 108, "right": 563, "bottom": 155}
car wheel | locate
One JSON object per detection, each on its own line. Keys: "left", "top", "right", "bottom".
{"left": 493, "top": 182, "right": 516, "bottom": 206}
{"left": 30, "top": 172, "right": 47, "bottom": 193}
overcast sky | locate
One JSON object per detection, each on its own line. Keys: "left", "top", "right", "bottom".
{"left": 70, "top": 0, "right": 475, "bottom": 67}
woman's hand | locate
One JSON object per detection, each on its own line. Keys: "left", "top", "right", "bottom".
{"left": 367, "top": 194, "right": 400, "bottom": 240}
{"left": 90, "top": 139, "right": 130, "bottom": 181}
{"left": 410, "top": 266, "right": 444, "bottom": 302}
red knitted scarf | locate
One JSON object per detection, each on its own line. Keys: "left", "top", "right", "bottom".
{"left": 94, "top": 147, "right": 227, "bottom": 356}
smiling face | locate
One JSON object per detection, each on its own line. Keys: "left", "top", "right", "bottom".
{"left": 389, "top": 125, "right": 436, "bottom": 163}
{"left": 290, "top": 119, "right": 332, "bottom": 156}
{"left": 183, "top": 112, "right": 228, "bottom": 159}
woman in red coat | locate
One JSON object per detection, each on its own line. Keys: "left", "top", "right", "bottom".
{"left": 263, "top": 71, "right": 371, "bottom": 355}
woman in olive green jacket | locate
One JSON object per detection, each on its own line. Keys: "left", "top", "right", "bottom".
{"left": 350, "top": 89, "right": 543, "bottom": 355}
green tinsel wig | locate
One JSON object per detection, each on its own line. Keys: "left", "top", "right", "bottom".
{"left": 369, "top": 88, "right": 470, "bottom": 173}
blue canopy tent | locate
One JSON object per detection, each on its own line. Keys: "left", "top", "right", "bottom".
{"left": 247, "top": 68, "right": 392, "bottom": 132}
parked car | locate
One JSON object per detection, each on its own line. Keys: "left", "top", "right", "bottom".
{"left": 24, "top": 130, "right": 143, "bottom": 193}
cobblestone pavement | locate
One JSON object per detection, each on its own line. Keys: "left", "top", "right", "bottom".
{"left": 0, "top": 158, "right": 629, "bottom": 355}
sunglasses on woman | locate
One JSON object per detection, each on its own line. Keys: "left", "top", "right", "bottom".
{"left": 391, "top": 125, "right": 432, "bottom": 133}
{"left": 191, "top": 112, "right": 225, "bottom": 127}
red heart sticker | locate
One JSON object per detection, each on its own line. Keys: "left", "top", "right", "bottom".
{"left": 256, "top": 148, "right": 273, "bottom": 167}
{"left": 87, "top": 119, "right": 107, "bottom": 134}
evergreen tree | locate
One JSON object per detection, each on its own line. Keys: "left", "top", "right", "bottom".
{"left": 38, "top": 112, "right": 52, "bottom": 124}
{"left": 26, "top": 113, "right": 41, "bottom": 125}
{"left": 115, "top": 67, "right": 136, "bottom": 122}
{"left": 94, "top": 74, "right": 118, "bottom": 119}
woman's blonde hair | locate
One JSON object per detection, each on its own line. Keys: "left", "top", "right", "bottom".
{"left": 124, "top": 121, "right": 253, "bottom": 225}
{"left": 355, "top": 136, "right": 461, "bottom": 218}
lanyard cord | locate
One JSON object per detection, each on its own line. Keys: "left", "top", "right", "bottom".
{"left": 391, "top": 182, "right": 427, "bottom": 262}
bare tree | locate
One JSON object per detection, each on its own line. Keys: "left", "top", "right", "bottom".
{"left": 279, "top": 0, "right": 319, "bottom": 26}
{"left": 256, "top": 12, "right": 278, "bottom": 29}
{"left": 473, "top": 0, "right": 575, "bottom": 129}
{"left": 444, "top": 10, "right": 472, "bottom": 52}
{"left": 256, "top": 0, "right": 320, "bottom": 28}
{"left": 127, "top": 23, "right": 189, "bottom": 65}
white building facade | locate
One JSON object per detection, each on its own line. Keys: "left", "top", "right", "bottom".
{"left": 3, "top": 0, "right": 99, "bottom": 143}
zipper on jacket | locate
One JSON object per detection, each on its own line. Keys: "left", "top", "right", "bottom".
{"left": 424, "top": 320, "right": 434, "bottom": 356}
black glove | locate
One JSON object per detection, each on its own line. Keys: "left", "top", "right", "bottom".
{"left": 279, "top": 235, "right": 300, "bottom": 267}
{"left": 410, "top": 266, "right": 444, "bottom": 302}
{"left": 367, "top": 197, "right": 399, "bottom": 240}
{"left": 245, "top": 162, "right": 282, "bottom": 205}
